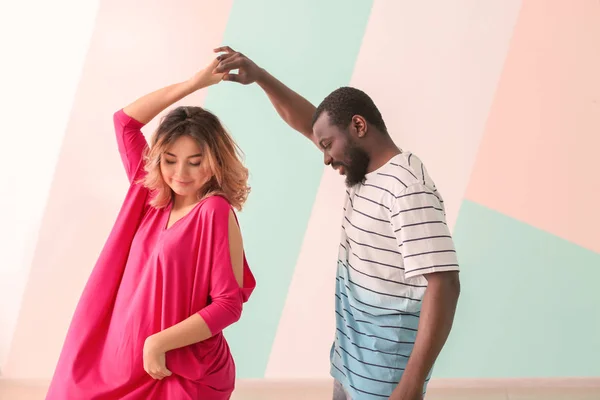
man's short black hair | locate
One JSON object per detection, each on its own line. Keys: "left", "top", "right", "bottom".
{"left": 311, "top": 87, "right": 388, "bottom": 134}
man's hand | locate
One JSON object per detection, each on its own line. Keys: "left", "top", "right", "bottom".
{"left": 213, "top": 46, "right": 263, "bottom": 85}
{"left": 212, "top": 45, "right": 317, "bottom": 141}
{"left": 390, "top": 271, "right": 460, "bottom": 400}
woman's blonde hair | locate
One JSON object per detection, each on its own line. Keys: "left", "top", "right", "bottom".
{"left": 141, "top": 106, "right": 250, "bottom": 210}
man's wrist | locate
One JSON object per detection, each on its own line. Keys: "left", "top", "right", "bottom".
{"left": 391, "top": 378, "right": 424, "bottom": 400}
{"left": 393, "top": 366, "right": 427, "bottom": 398}
{"left": 255, "top": 68, "right": 269, "bottom": 86}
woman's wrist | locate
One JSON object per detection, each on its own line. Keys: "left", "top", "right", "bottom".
{"left": 182, "top": 78, "right": 203, "bottom": 94}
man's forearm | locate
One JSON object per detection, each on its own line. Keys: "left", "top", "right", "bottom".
{"left": 391, "top": 272, "right": 460, "bottom": 399}
{"left": 255, "top": 69, "right": 317, "bottom": 143}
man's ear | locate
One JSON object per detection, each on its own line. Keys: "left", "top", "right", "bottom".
{"left": 351, "top": 115, "right": 367, "bottom": 138}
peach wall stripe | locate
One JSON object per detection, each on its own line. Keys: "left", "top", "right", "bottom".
{"left": 464, "top": 0, "right": 600, "bottom": 253}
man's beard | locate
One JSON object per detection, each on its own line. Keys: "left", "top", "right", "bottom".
{"left": 333, "top": 142, "right": 370, "bottom": 187}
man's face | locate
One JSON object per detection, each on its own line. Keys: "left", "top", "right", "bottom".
{"left": 313, "top": 113, "right": 370, "bottom": 187}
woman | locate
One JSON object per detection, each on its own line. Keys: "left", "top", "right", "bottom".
{"left": 45, "top": 58, "right": 256, "bottom": 399}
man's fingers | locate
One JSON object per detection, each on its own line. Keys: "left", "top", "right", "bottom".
{"left": 215, "top": 59, "right": 239, "bottom": 72}
{"left": 216, "top": 51, "right": 238, "bottom": 63}
{"left": 214, "top": 45, "right": 235, "bottom": 54}
{"left": 217, "top": 51, "right": 240, "bottom": 60}
{"left": 222, "top": 73, "right": 240, "bottom": 83}
{"left": 215, "top": 58, "right": 244, "bottom": 73}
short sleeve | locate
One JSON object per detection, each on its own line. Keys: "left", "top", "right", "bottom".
{"left": 113, "top": 109, "right": 148, "bottom": 183}
{"left": 390, "top": 184, "right": 460, "bottom": 280}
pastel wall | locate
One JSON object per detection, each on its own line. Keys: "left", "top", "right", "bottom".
{"left": 2, "top": 0, "right": 599, "bottom": 382}
{"left": 0, "top": 0, "right": 101, "bottom": 372}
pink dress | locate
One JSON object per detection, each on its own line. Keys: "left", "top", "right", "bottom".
{"left": 45, "top": 110, "right": 256, "bottom": 399}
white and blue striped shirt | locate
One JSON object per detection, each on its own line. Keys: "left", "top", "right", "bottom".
{"left": 330, "top": 151, "right": 460, "bottom": 399}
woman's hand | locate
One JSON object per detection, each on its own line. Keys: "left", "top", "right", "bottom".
{"left": 122, "top": 57, "right": 224, "bottom": 124}
{"left": 188, "top": 58, "right": 224, "bottom": 91}
{"left": 143, "top": 335, "right": 172, "bottom": 380}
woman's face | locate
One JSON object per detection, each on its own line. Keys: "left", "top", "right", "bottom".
{"left": 160, "top": 135, "right": 212, "bottom": 201}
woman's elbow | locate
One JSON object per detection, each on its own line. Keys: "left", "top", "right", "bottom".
{"left": 218, "top": 295, "right": 243, "bottom": 324}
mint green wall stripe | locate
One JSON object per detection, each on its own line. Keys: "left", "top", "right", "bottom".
{"left": 434, "top": 200, "right": 600, "bottom": 377}
{"left": 203, "top": 0, "right": 374, "bottom": 378}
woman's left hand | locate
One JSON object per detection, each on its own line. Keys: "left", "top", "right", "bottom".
{"left": 143, "top": 335, "right": 172, "bottom": 380}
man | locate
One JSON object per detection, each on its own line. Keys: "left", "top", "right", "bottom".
{"left": 213, "top": 46, "right": 461, "bottom": 400}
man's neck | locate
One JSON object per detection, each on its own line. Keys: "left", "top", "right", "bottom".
{"left": 366, "top": 140, "right": 401, "bottom": 173}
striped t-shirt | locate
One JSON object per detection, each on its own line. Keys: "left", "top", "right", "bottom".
{"left": 330, "top": 151, "right": 460, "bottom": 399}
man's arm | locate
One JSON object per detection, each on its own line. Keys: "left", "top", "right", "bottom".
{"left": 390, "top": 271, "right": 460, "bottom": 400}
{"left": 389, "top": 183, "right": 461, "bottom": 399}
{"left": 213, "top": 46, "right": 318, "bottom": 145}
{"left": 255, "top": 70, "right": 317, "bottom": 142}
